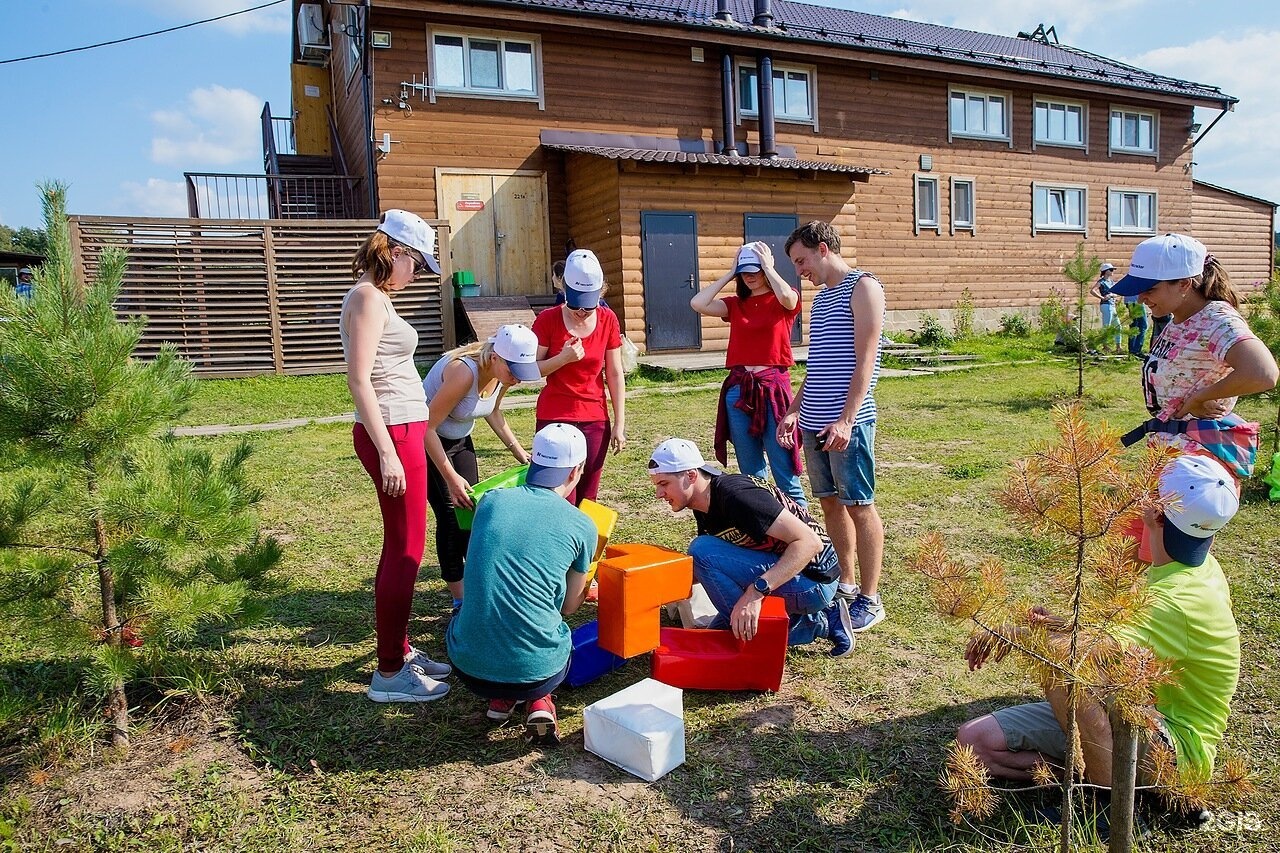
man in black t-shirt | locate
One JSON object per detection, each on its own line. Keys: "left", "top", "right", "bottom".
{"left": 648, "top": 438, "right": 856, "bottom": 657}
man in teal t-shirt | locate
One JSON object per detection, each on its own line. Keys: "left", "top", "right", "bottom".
{"left": 446, "top": 423, "right": 596, "bottom": 745}
{"left": 955, "top": 454, "right": 1241, "bottom": 790}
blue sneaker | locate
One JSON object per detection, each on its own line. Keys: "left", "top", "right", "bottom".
{"left": 406, "top": 646, "right": 453, "bottom": 679}
{"left": 825, "top": 598, "right": 856, "bottom": 658}
{"left": 367, "top": 661, "right": 450, "bottom": 703}
{"left": 848, "top": 593, "right": 886, "bottom": 633}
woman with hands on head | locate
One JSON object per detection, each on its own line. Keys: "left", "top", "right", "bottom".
{"left": 691, "top": 240, "right": 805, "bottom": 504}
{"left": 422, "top": 324, "right": 541, "bottom": 606}
{"left": 340, "top": 209, "right": 452, "bottom": 704}
{"left": 532, "top": 249, "right": 626, "bottom": 505}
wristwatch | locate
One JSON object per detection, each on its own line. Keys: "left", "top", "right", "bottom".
{"left": 752, "top": 576, "right": 772, "bottom": 596}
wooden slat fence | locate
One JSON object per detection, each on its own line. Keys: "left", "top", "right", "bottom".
{"left": 68, "top": 216, "right": 454, "bottom": 378}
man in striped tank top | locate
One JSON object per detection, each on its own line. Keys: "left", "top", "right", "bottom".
{"left": 778, "top": 221, "right": 887, "bottom": 648}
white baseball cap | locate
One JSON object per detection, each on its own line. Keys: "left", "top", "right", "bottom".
{"left": 563, "top": 249, "right": 603, "bottom": 309}
{"left": 1157, "top": 454, "right": 1238, "bottom": 565}
{"left": 1099, "top": 263, "right": 1115, "bottom": 273}
{"left": 1112, "top": 233, "right": 1206, "bottom": 297}
{"left": 17, "top": 267, "right": 33, "bottom": 276}
{"left": 527, "top": 423, "right": 588, "bottom": 487}
{"left": 733, "top": 245, "right": 763, "bottom": 276}
{"left": 491, "top": 324, "right": 541, "bottom": 382}
{"left": 647, "top": 438, "right": 722, "bottom": 476}
{"left": 377, "top": 209, "right": 441, "bottom": 275}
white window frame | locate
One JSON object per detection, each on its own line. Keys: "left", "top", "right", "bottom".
{"left": 345, "top": 6, "right": 363, "bottom": 84}
{"left": 914, "top": 174, "right": 941, "bottom": 235}
{"left": 1032, "top": 182, "right": 1088, "bottom": 236}
{"left": 1033, "top": 96, "right": 1087, "bottom": 151}
{"left": 735, "top": 58, "right": 819, "bottom": 129}
{"left": 950, "top": 177, "right": 976, "bottom": 235}
{"left": 1109, "top": 106, "right": 1159, "bottom": 158}
{"left": 1107, "top": 187, "right": 1159, "bottom": 237}
{"left": 427, "top": 27, "right": 545, "bottom": 110}
{"left": 948, "top": 85, "right": 1013, "bottom": 147}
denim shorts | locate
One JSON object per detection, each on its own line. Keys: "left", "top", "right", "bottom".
{"left": 992, "top": 701, "right": 1176, "bottom": 766}
{"left": 802, "top": 422, "right": 876, "bottom": 505}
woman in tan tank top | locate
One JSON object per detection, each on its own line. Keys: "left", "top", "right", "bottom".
{"left": 340, "top": 210, "right": 453, "bottom": 704}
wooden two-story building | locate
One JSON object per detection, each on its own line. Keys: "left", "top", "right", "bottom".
{"left": 287, "top": 0, "right": 1269, "bottom": 350}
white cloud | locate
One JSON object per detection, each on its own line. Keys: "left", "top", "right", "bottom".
{"left": 118, "top": 178, "right": 191, "bottom": 217}
{"left": 1130, "top": 30, "right": 1280, "bottom": 203}
{"left": 136, "top": 0, "right": 290, "bottom": 36}
{"left": 150, "top": 84, "right": 263, "bottom": 167}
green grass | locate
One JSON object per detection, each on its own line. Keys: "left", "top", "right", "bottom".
{"left": 4, "top": 360, "right": 1278, "bottom": 851}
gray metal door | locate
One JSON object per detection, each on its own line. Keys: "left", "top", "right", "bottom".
{"left": 744, "top": 213, "right": 802, "bottom": 343}
{"left": 641, "top": 211, "right": 701, "bottom": 351}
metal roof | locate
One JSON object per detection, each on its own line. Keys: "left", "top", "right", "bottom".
{"left": 468, "top": 0, "right": 1234, "bottom": 105}
{"left": 543, "top": 143, "right": 884, "bottom": 175}
{"left": 1193, "top": 180, "right": 1278, "bottom": 209}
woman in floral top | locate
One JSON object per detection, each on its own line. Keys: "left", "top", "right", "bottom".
{"left": 1111, "top": 233, "right": 1277, "bottom": 470}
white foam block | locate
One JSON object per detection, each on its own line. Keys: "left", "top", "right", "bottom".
{"left": 583, "top": 678, "right": 685, "bottom": 781}
{"left": 674, "top": 582, "right": 718, "bottom": 628}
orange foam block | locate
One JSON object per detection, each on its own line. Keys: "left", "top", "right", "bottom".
{"left": 651, "top": 596, "right": 788, "bottom": 692}
{"left": 596, "top": 544, "right": 694, "bottom": 658}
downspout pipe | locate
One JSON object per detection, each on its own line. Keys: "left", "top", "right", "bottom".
{"left": 758, "top": 51, "right": 777, "bottom": 158}
{"left": 721, "top": 51, "right": 737, "bottom": 156}
{"left": 362, "top": 0, "right": 378, "bottom": 217}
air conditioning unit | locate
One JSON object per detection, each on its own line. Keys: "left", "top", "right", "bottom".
{"left": 297, "top": 3, "right": 330, "bottom": 61}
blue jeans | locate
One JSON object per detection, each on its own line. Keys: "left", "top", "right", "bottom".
{"left": 1129, "top": 316, "right": 1148, "bottom": 356}
{"left": 724, "top": 383, "right": 807, "bottom": 506}
{"left": 1099, "top": 302, "right": 1122, "bottom": 350}
{"left": 802, "top": 423, "right": 876, "bottom": 505}
{"left": 689, "top": 535, "right": 837, "bottom": 646}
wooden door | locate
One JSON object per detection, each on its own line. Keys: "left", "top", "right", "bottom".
{"left": 640, "top": 211, "right": 701, "bottom": 351}
{"left": 492, "top": 174, "right": 548, "bottom": 296}
{"left": 438, "top": 172, "right": 548, "bottom": 297}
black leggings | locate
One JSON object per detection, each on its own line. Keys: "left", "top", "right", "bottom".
{"left": 425, "top": 434, "right": 479, "bottom": 583}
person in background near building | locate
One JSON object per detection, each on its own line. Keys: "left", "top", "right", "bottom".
{"left": 1112, "top": 233, "right": 1278, "bottom": 482}
{"left": 1089, "top": 263, "right": 1123, "bottom": 354}
{"left": 421, "top": 324, "right": 539, "bottom": 608}
{"left": 777, "top": 221, "right": 887, "bottom": 637}
{"left": 691, "top": 242, "right": 806, "bottom": 505}
{"left": 534, "top": 249, "right": 626, "bottom": 505}
{"left": 647, "top": 439, "right": 853, "bottom": 656}
{"left": 1125, "top": 293, "right": 1150, "bottom": 358}
{"left": 1151, "top": 311, "right": 1173, "bottom": 345}
{"left": 446, "top": 423, "right": 596, "bottom": 746}
{"left": 14, "top": 267, "right": 34, "bottom": 300}
{"left": 341, "top": 209, "right": 452, "bottom": 703}
{"left": 956, "top": 455, "right": 1240, "bottom": 798}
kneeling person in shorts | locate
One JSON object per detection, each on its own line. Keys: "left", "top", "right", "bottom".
{"left": 445, "top": 423, "right": 597, "bottom": 745}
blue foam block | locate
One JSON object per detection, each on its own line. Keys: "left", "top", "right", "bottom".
{"left": 566, "top": 619, "right": 626, "bottom": 688}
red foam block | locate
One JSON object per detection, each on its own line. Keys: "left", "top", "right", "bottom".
{"left": 651, "top": 596, "right": 788, "bottom": 692}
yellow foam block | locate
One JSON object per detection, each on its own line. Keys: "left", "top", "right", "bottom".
{"left": 578, "top": 499, "right": 619, "bottom": 562}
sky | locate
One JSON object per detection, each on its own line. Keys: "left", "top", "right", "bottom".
{"left": 1, "top": 0, "right": 1276, "bottom": 229}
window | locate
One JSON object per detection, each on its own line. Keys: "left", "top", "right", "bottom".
{"left": 431, "top": 30, "right": 541, "bottom": 102}
{"left": 951, "top": 178, "right": 975, "bottom": 234}
{"left": 1032, "top": 183, "right": 1087, "bottom": 234}
{"left": 737, "top": 61, "right": 816, "bottom": 125}
{"left": 345, "top": 6, "right": 363, "bottom": 79}
{"left": 949, "top": 87, "right": 1010, "bottom": 143}
{"left": 1110, "top": 107, "right": 1157, "bottom": 156}
{"left": 1108, "top": 188, "right": 1157, "bottom": 236}
{"left": 1034, "top": 98, "right": 1085, "bottom": 147}
{"left": 914, "top": 175, "right": 940, "bottom": 234}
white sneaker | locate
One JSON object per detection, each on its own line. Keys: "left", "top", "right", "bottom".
{"left": 367, "top": 662, "right": 450, "bottom": 702}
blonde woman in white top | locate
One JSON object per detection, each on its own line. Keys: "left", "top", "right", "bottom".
{"left": 340, "top": 209, "right": 451, "bottom": 703}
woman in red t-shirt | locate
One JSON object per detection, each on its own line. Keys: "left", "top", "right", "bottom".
{"left": 533, "top": 249, "right": 626, "bottom": 504}
{"left": 691, "top": 242, "right": 805, "bottom": 504}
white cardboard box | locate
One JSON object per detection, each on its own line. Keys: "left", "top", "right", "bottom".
{"left": 583, "top": 678, "right": 685, "bottom": 781}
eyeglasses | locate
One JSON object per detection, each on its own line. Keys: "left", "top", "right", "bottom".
{"left": 408, "top": 251, "right": 427, "bottom": 275}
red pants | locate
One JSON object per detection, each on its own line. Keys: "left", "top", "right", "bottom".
{"left": 353, "top": 420, "right": 428, "bottom": 672}
{"left": 536, "top": 418, "right": 609, "bottom": 505}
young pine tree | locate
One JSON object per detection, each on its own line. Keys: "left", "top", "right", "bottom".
{"left": 911, "top": 404, "right": 1249, "bottom": 851}
{"left": 0, "top": 184, "right": 280, "bottom": 748}
{"left": 1060, "top": 242, "right": 1106, "bottom": 398}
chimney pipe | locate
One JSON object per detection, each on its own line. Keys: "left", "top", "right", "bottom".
{"left": 753, "top": 0, "right": 773, "bottom": 28}
{"left": 758, "top": 51, "right": 777, "bottom": 157}
{"left": 721, "top": 51, "right": 737, "bottom": 155}
{"left": 714, "top": 0, "right": 732, "bottom": 22}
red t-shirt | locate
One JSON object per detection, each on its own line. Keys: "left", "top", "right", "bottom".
{"left": 722, "top": 292, "right": 800, "bottom": 368}
{"left": 533, "top": 304, "right": 622, "bottom": 422}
